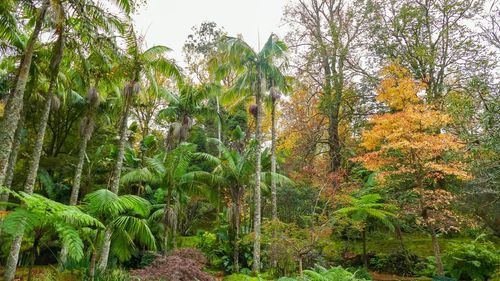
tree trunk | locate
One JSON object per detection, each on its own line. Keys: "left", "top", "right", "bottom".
{"left": 0, "top": 113, "right": 24, "bottom": 210}
{"left": 0, "top": 1, "right": 48, "bottom": 186}
{"left": 88, "top": 229, "right": 100, "bottom": 281}
{"left": 232, "top": 193, "right": 241, "bottom": 273}
{"left": 98, "top": 91, "right": 132, "bottom": 271}
{"left": 4, "top": 27, "right": 65, "bottom": 281}
{"left": 430, "top": 226, "right": 444, "bottom": 276}
{"left": 69, "top": 126, "right": 91, "bottom": 205}
{"left": 328, "top": 113, "right": 341, "bottom": 185}
{"left": 271, "top": 98, "right": 277, "bottom": 220}
{"left": 252, "top": 71, "right": 264, "bottom": 274}
{"left": 97, "top": 229, "right": 112, "bottom": 272}
{"left": 362, "top": 228, "right": 368, "bottom": 268}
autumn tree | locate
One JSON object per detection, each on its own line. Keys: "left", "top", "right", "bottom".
{"left": 284, "top": 0, "right": 376, "bottom": 186}
{"left": 354, "top": 63, "right": 471, "bottom": 276}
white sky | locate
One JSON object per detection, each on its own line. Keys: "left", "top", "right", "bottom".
{"left": 132, "top": 0, "right": 289, "bottom": 66}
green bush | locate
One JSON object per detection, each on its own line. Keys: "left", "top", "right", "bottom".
{"left": 222, "top": 273, "right": 263, "bottom": 281}
{"left": 443, "top": 236, "right": 499, "bottom": 281}
{"left": 277, "top": 265, "right": 370, "bottom": 281}
{"left": 369, "top": 250, "right": 419, "bottom": 276}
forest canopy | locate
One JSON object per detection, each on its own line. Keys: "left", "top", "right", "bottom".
{"left": 0, "top": 0, "right": 498, "bottom": 281}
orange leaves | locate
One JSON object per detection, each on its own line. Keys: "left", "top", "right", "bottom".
{"left": 354, "top": 64, "right": 471, "bottom": 183}
{"left": 377, "top": 63, "right": 426, "bottom": 110}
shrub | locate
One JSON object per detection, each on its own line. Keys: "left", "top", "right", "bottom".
{"left": 130, "top": 248, "right": 214, "bottom": 281}
{"left": 443, "top": 236, "right": 499, "bottom": 281}
{"left": 369, "top": 250, "right": 419, "bottom": 276}
{"left": 277, "top": 265, "right": 370, "bottom": 281}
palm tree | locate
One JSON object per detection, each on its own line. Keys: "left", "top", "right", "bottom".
{"left": 0, "top": 189, "right": 103, "bottom": 281}
{"left": 3, "top": 13, "right": 66, "bottom": 280}
{"left": 121, "top": 142, "right": 200, "bottom": 253}
{"left": 82, "top": 189, "right": 156, "bottom": 280}
{"left": 185, "top": 138, "right": 292, "bottom": 272}
{"left": 97, "top": 27, "right": 181, "bottom": 272}
{"left": 219, "top": 33, "right": 288, "bottom": 273}
{"left": 334, "top": 193, "right": 397, "bottom": 268}
{"left": 0, "top": 1, "right": 49, "bottom": 186}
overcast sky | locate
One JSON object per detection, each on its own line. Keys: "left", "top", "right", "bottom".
{"left": 132, "top": 0, "right": 288, "bottom": 65}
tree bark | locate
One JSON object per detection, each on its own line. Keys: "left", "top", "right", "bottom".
{"left": 362, "top": 228, "right": 368, "bottom": 268}
{"left": 88, "top": 229, "right": 100, "bottom": 281}
{"left": 69, "top": 121, "right": 92, "bottom": 205}
{"left": 0, "top": 113, "right": 24, "bottom": 210}
{"left": 0, "top": 1, "right": 48, "bottom": 186}
{"left": 271, "top": 98, "right": 277, "bottom": 220}
{"left": 232, "top": 190, "right": 241, "bottom": 273}
{"left": 4, "top": 26, "right": 65, "bottom": 281}
{"left": 97, "top": 90, "right": 132, "bottom": 271}
{"left": 430, "top": 226, "right": 444, "bottom": 276}
{"left": 252, "top": 70, "right": 263, "bottom": 274}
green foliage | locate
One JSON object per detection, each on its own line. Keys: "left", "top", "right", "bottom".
{"left": 277, "top": 265, "right": 370, "bottom": 281}
{"left": 1, "top": 189, "right": 103, "bottom": 261}
{"left": 443, "top": 235, "right": 500, "bottom": 281}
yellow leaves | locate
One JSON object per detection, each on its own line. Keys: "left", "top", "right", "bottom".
{"left": 355, "top": 66, "right": 470, "bottom": 183}
{"left": 377, "top": 63, "right": 426, "bottom": 110}
{"left": 0, "top": 101, "right": 4, "bottom": 117}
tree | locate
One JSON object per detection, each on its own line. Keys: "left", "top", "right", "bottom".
{"left": 185, "top": 138, "right": 292, "bottom": 272}
{"left": 0, "top": 0, "right": 49, "bottom": 186}
{"left": 334, "top": 193, "right": 396, "bottom": 268}
{"left": 97, "top": 27, "right": 181, "bottom": 272}
{"left": 0, "top": 189, "right": 103, "bottom": 281}
{"left": 3, "top": 11, "right": 66, "bottom": 280}
{"left": 284, "top": 0, "right": 375, "bottom": 185}
{"left": 370, "top": 0, "right": 487, "bottom": 100}
{"left": 121, "top": 142, "right": 200, "bottom": 253}
{"left": 83, "top": 189, "right": 156, "bottom": 280}
{"left": 219, "top": 34, "right": 288, "bottom": 273}
{"left": 353, "top": 63, "right": 471, "bottom": 275}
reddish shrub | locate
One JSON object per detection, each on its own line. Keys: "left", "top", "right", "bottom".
{"left": 130, "top": 248, "right": 214, "bottom": 281}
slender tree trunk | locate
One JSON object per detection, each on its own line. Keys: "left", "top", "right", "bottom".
{"left": 172, "top": 199, "right": 178, "bottom": 249}
{"left": 98, "top": 91, "right": 132, "bottom": 271}
{"left": 271, "top": 98, "right": 277, "bottom": 220}
{"left": 232, "top": 191, "right": 241, "bottom": 273}
{"left": 430, "top": 226, "right": 444, "bottom": 275}
{"left": 69, "top": 125, "right": 91, "bottom": 205}
{"left": 4, "top": 28, "right": 64, "bottom": 281}
{"left": 328, "top": 114, "right": 341, "bottom": 183}
{"left": 0, "top": 113, "right": 24, "bottom": 210}
{"left": 362, "top": 228, "right": 368, "bottom": 268}
{"left": 88, "top": 229, "right": 101, "bottom": 281}
{"left": 0, "top": 1, "right": 48, "bottom": 186}
{"left": 252, "top": 71, "right": 264, "bottom": 274}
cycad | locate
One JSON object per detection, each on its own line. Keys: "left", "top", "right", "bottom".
{"left": 334, "top": 193, "right": 396, "bottom": 268}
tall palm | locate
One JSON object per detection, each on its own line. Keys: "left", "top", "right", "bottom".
{"left": 219, "top": 33, "right": 288, "bottom": 273}
{"left": 186, "top": 138, "right": 292, "bottom": 272}
{"left": 83, "top": 189, "right": 156, "bottom": 280}
{"left": 121, "top": 142, "right": 199, "bottom": 253}
{"left": 3, "top": 11, "right": 66, "bottom": 280}
{"left": 0, "top": 0, "right": 49, "bottom": 186}
{"left": 334, "top": 193, "right": 396, "bottom": 268}
{"left": 98, "top": 28, "right": 181, "bottom": 271}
